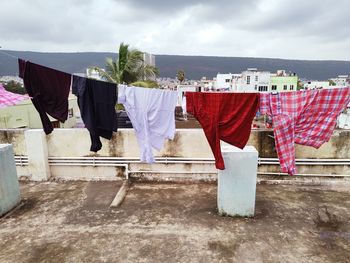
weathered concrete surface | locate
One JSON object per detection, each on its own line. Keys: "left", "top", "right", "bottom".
{"left": 25, "top": 130, "right": 51, "bottom": 181}
{"left": 1, "top": 129, "right": 350, "bottom": 179}
{"left": 0, "top": 144, "right": 21, "bottom": 216}
{"left": 2, "top": 128, "right": 350, "bottom": 160}
{"left": 217, "top": 146, "right": 258, "bottom": 217}
{"left": 1, "top": 182, "right": 350, "bottom": 263}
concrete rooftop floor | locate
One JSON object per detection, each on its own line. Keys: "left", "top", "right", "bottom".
{"left": 0, "top": 181, "right": 350, "bottom": 263}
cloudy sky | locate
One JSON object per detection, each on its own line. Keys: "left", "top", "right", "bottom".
{"left": 1, "top": 0, "right": 350, "bottom": 60}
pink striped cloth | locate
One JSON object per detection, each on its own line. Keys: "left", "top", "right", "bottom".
{"left": 260, "top": 87, "right": 350, "bottom": 175}
{"left": 0, "top": 84, "right": 29, "bottom": 108}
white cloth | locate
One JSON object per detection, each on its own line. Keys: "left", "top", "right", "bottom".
{"left": 118, "top": 85, "right": 177, "bottom": 163}
{"left": 181, "top": 96, "right": 187, "bottom": 115}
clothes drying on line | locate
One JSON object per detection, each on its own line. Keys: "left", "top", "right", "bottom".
{"left": 259, "top": 87, "right": 350, "bottom": 175}
{"left": 72, "top": 75, "right": 118, "bottom": 152}
{"left": 18, "top": 59, "right": 72, "bottom": 134}
{"left": 118, "top": 85, "right": 177, "bottom": 163}
{"left": 186, "top": 92, "right": 259, "bottom": 170}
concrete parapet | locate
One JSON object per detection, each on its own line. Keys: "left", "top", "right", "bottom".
{"left": 0, "top": 128, "right": 349, "bottom": 181}
{"left": 25, "top": 129, "right": 50, "bottom": 181}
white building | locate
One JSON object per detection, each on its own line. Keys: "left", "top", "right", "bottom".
{"left": 198, "top": 77, "right": 215, "bottom": 91}
{"left": 329, "top": 75, "right": 349, "bottom": 87}
{"left": 230, "top": 74, "right": 242, "bottom": 91}
{"left": 86, "top": 68, "right": 102, "bottom": 80}
{"left": 176, "top": 85, "right": 199, "bottom": 106}
{"left": 338, "top": 108, "right": 350, "bottom": 129}
{"left": 239, "top": 68, "right": 271, "bottom": 92}
{"left": 143, "top": 53, "right": 156, "bottom": 67}
{"left": 216, "top": 69, "right": 271, "bottom": 92}
{"left": 304, "top": 81, "right": 330, "bottom": 90}
{"left": 216, "top": 73, "right": 234, "bottom": 91}
{"left": 215, "top": 68, "right": 301, "bottom": 92}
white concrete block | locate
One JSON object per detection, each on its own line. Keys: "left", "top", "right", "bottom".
{"left": 0, "top": 144, "right": 21, "bottom": 216}
{"left": 217, "top": 145, "right": 258, "bottom": 217}
{"left": 25, "top": 129, "right": 51, "bottom": 181}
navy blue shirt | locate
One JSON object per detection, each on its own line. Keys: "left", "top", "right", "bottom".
{"left": 72, "top": 75, "right": 117, "bottom": 152}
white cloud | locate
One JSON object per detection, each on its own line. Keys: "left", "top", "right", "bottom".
{"left": 0, "top": 0, "right": 349, "bottom": 60}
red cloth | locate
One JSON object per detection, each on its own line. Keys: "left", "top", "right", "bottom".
{"left": 186, "top": 92, "right": 259, "bottom": 169}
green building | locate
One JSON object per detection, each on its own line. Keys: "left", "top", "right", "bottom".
{"left": 0, "top": 96, "right": 78, "bottom": 129}
{"left": 270, "top": 73, "right": 298, "bottom": 92}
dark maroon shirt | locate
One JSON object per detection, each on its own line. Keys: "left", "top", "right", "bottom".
{"left": 18, "top": 59, "right": 72, "bottom": 134}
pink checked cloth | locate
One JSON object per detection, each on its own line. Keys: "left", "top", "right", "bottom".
{"left": 0, "top": 84, "right": 29, "bottom": 108}
{"left": 260, "top": 87, "right": 350, "bottom": 175}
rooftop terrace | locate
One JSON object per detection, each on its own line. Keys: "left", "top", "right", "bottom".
{"left": 1, "top": 181, "right": 350, "bottom": 262}
{"left": 1, "top": 126, "right": 350, "bottom": 262}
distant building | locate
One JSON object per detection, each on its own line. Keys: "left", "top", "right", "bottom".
{"left": 338, "top": 108, "right": 350, "bottom": 129}
{"left": 329, "top": 75, "right": 349, "bottom": 87}
{"left": 240, "top": 68, "right": 270, "bottom": 92}
{"left": 143, "top": 53, "right": 156, "bottom": 67}
{"left": 198, "top": 77, "right": 215, "bottom": 91}
{"left": 176, "top": 85, "right": 200, "bottom": 106}
{"left": 0, "top": 96, "right": 78, "bottom": 129}
{"left": 86, "top": 69, "right": 101, "bottom": 80}
{"left": 304, "top": 81, "right": 330, "bottom": 90}
{"left": 216, "top": 69, "right": 271, "bottom": 92}
{"left": 0, "top": 76, "right": 23, "bottom": 86}
{"left": 216, "top": 73, "right": 234, "bottom": 90}
{"left": 269, "top": 70, "right": 298, "bottom": 92}
{"left": 157, "top": 77, "right": 177, "bottom": 90}
{"left": 215, "top": 69, "right": 299, "bottom": 92}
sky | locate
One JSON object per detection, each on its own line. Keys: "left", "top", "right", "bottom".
{"left": 1, "top": 0, "right": 350, "bottom": 60}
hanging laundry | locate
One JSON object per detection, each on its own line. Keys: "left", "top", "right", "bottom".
{"left": 260, "top": 87, "right": 350, "bottom": 175}
{"left": 118, "top": 85, "right": 177, "bottom": 163}
{"left": 72, "top": 75, "right": 118, "bottom": 152}
{"left": 186, "top": 92, "right": 259, "bottom": 170}
{"left": 18, "top": 59, "right": 72, "bottom": 134}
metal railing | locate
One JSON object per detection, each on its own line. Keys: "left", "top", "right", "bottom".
{"left": 15, "top": 156, "right": 350, "bottom": 177}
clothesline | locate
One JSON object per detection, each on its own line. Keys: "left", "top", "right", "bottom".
{"left": 15, "top": 59, "right": 350, "bottom": 176}
{"left": 0, "top": 50, "right": 19, "bottom": 60}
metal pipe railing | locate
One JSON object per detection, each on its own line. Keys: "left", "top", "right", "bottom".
{"left": 258, "top": 172, "right": 350, "bottom": 177}
{"left": 15, "top": 155, "right": 350, "bottom": 178}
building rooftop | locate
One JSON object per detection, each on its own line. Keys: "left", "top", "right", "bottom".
{"left": 1, "top": 181, "right": 349, "bottom": 262}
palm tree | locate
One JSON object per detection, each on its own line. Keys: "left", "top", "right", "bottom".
{"left": 92, "top": 43, "right": 159, "bottom": 85}
{"left": 177, "top": 69, "right": 185, "bottom": 83}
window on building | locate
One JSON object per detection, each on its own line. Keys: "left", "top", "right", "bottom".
{"left": 258, "top": 86, "right": 268, "bottom": 92}
{"left": 272, "top": 85, "right": 277, "bottom": 91}
{"left": 225, "top": 79, "right": 230, "bottom": 83}
{"left": 255, "top": 85, "right": 257, "bottom": 90}
{"left": 247, "top": 76, "right": 250, "bottom": 84}
{"left": 283, "top": 85, "right": 287, "bottom": 90}
{"left": 290, "top": 85, "right": 294, "bottom": 90}
{"left": 255, "top": 76, "right": 258, "bottom": 82}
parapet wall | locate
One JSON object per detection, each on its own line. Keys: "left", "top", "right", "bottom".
{"left": 0, "top": 128, "right": 349, "bottom": 181}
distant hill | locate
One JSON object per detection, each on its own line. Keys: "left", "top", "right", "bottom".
{"left": 1, "top": 50, "right": 350, "bottom": 80}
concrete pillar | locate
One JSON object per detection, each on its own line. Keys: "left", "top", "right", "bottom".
{"left": 217, "top": 145, "right": 258, "bottom": 217}
{"left": 25, "top": 129, "right": 51, "bottom": 181}
{"left": 0, "top": 144, "right": 21, "bottom": 216}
